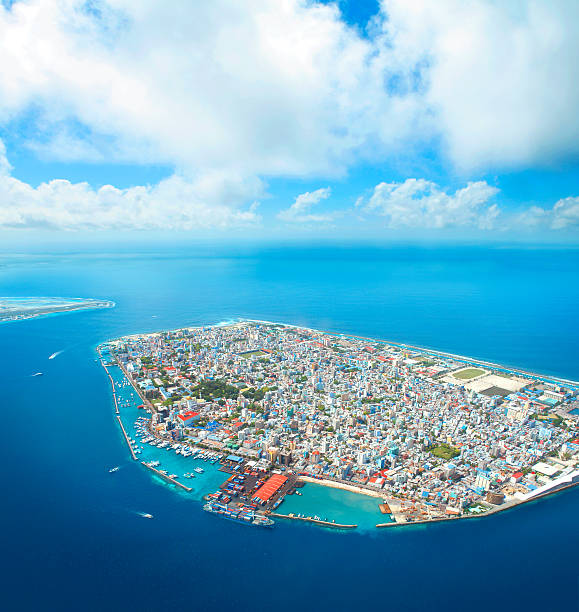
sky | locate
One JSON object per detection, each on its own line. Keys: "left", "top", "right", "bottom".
{"left": 0, "top": 0, "right": 579, "bottom": 246}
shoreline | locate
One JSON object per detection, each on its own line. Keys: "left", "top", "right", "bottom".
{"left": 108, "top": 318, "right": 579, "bottom": 388}
{"left": 0, "top": 297, "right": 115, "bottom": 324}
{"left": 299, "top": 476, "right": 387, "bottom": 500}
{"left": 98, "top": 320, "right": 579, "bottom": 532}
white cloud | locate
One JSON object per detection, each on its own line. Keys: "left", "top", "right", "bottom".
{"left": 0, "top": 0, "right": 424, "bottom": 178}
{"left": 0, "top": 1, "right": 578, "bottom": 231}
{"left": 278, "top": 187, "right": 333, "bottom": 223}
{"left": 0, "top": 141, "right": 261, "bottom": 230}
{"left": 364, "top": 178, "right": 500, "bottom": 229}
{"left": 517, "top": 197, "right": 579, "bottom": 230}
{"left": 379, "top": 0, "right": 579, "bottom": 170}
{"left": 4, "top": 0, "right": 576, "bottom": 180}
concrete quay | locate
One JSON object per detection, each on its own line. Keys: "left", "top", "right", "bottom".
{"left": 269, "top": 512, "right": 357, "bottom": 529}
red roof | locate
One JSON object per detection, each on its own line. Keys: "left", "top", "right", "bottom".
{"left": 177, "top": 411, "right": 200, "bottom": 422}
{"left": 252, "top": 474, "right": 288, "bottom": 503}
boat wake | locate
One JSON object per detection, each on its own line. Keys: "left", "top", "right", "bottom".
{"left": 30, "top": 372, "right": 43, "bottom": 377}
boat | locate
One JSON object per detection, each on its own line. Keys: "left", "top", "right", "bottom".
{"left": 138, "top": 512, "right": 154, "bottom": 519}
{"left": 194, "top": 467, "right": 204, "bottom": 474}
{"left": 252, "top": 515, "right": 275, "bottom": 527}
{"left": 109, "top": 466, "right": 119, "bottom": 473}
{"left": 31, "top": 372, "right": 43, "bottom": 377}
{"left": 203, "top": 502, "right": 274, "bottom": 528}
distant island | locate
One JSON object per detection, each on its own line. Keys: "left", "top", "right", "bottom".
{"left": 0, "top": 297, "right": 115, "bottom": 323}
{"left": 100, "top": 320, "right": 579, "bottom": 529}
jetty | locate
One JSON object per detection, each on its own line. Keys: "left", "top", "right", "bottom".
{"left": 116, "top": 415, "right": 137, "bottom": 461}
{"left": 270, "top": 512, "right": 357, "bottom": 529}
{"left": 141, "top": 461, "right": 193, "bottom": 492}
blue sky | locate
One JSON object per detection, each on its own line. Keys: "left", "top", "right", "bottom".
{"left": 0, "top": 0, "right": 578, "bottom": 244}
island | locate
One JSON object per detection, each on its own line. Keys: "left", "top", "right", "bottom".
{"left": 0, "top": 297, "right": 115, "bottom": 323}
{"left": 99, "top": 320, "right": 579, "bottom": 528}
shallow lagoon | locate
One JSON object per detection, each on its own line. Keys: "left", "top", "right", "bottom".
{"left": 280, "top": 481, "right": 390, "bottom": 530}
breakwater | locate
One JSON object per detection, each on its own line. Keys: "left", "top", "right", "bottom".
{"left": 116, "top": 415, "right": 137, "bottom": 461}
{"left": 270, "top": 512, "right": 357, "bottom": 529}
{"left": 99, "top": 349, "right": 137, "bottom": 460}
{"left": 141, "top": 461, "right": 193, "bottom": 492}
{"left": 377, "top": 479, "right": 579, "bottom": 528}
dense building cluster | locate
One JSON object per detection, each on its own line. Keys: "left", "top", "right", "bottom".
{"left": 109, "top": 321, "right": 579, "bottom": 520}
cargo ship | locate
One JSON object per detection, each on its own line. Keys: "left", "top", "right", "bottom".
{"left": 203, "top": 501, "right": 274, "bottom": 528}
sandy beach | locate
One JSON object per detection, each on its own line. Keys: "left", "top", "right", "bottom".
{"left": 299, "top": 476, "right": 387, "bottom": 500}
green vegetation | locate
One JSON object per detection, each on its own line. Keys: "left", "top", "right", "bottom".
{"left": 191, "top": 378, "right": 239, "bottom": 400}
{"left": 453, "top": 368, "right": 485, "bottom": 380}
{"left": 430, "top": 443, "right": 461, "bottom": 460}
{"left": 242, "top": 386, "right": 266, "bottom": 401}
{"left": 239, "top": 350, "right": 266, "bottom": 359}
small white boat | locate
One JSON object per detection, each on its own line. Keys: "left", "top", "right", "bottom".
{"left": 109, "top": 466, "right": 119, "bottom": 473}
{"left": 31, "top": 372, "right": 43, "bottom": 377}
{"left": 139, "top": 512, "right": 153, "bottom": 519}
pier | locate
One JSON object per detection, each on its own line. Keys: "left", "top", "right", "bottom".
{"left": 270, "top": 512, "right": 357, "bottom": 529}
{"left": 116, "top": 415, "right": 137, "bottom": 461}
{"left": 141, "top": 462, "right": 193, "bottom": 492}
{"left": 98, "top": 348, "right": 137, "bottom": 459}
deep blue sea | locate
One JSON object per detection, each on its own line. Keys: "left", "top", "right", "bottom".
{"left": 1, "top": 244, "right": 578, "bottom": 612}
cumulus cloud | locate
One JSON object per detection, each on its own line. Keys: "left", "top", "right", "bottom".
{"left": 0, "top": 0, "right": 425, "bottom": 178}
{"left": 0, "top": 1, "right": 579, "bottom": 231}
{"left": 363, "top": 179, "right": 500, "bottom": 229}
{"left": 277, "top": 187, "right": 333, "bottom": 223}
{"left": 1, "top": 0, "right": 576, "bottom": 179}
{"left": 516, "top": 197, "right": 579, "bottom": 230}
{"left": 0, "top": 142, "right": 261, "bottom": 230}
{"left": 379, "top": 0, "right": 579, "bottom": 170}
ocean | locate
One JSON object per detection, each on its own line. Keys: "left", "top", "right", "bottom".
{"left": 1, "top": 244, "right": 578, "bottom": 612}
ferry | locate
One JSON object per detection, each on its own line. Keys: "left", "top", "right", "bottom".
{"left": 203, "top": 502, "right": 274, "bottom": 527}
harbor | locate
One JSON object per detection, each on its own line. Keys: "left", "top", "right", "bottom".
{"left": 96, "top": 325, "right": 579, "bottom": 532}
{"left": 269, "top": 512, "right": 357, "bottom": 529}
{"left": 98, "top": 350, "right": 393, "bottom": 530}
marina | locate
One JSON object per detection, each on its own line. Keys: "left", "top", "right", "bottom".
{"left": 98, "top": 353, "right": 388, "bottom": 529}
{"left": 97, "top": 321, "right": 579, "bottom": 532}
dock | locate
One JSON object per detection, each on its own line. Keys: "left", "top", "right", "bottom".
{"left": 116, "top": 415, "right": 137, "bottom": 461}
{"left": 141, "top": 461, "right": 193, "bottom": 492}
{"left": 269, "top": 512, "right": 357, "bottom": 529}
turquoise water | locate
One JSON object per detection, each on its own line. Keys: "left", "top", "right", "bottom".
{"left": 280, "top": 482, "right": 389, "bottom": 530}
{"left": 108, "top": 361, "right": 391, "bottom": 528}
{"left": 1, "top": 245, "right": 579, "bottom": 611}
{"left": 108, "top": 364, "right": 227, "bottom": 499}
